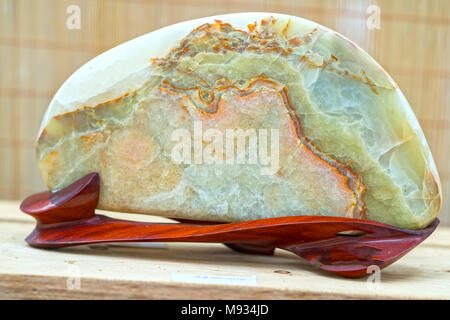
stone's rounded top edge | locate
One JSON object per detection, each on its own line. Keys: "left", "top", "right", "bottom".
{"left": 38, "top": 12, "right": 397, "bottom": 138}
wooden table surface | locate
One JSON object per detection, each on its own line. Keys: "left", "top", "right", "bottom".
{"left": 1, "top": 200, "right": 449, "bottom": 300}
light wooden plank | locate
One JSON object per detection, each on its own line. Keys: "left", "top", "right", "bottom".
{"left": 1, "top": 200, "right": 449, "bottom": 299}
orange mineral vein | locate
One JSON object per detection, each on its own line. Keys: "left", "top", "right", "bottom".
{"left": 160, "top": 75, "right": 366, "bottom": 218}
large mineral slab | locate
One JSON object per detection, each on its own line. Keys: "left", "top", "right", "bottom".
{"left": 36, "top": 13, "right": 441, "bottom": 229}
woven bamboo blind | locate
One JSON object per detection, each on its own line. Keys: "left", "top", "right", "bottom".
{"left": 1, "top": 0, "right": 449, "bottom": 225}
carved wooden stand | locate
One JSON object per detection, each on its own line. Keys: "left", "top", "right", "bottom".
{"left": 20, "top": 173, "right": 439, "bottom": 278}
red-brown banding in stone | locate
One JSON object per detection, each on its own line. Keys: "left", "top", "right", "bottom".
{"left": 37, "top": 90, "right": 138, "bottom": 143}
{"left": 160, "top": 76, "right": 366, "bottom": 218}
{"left": 282, "top": 19, "right": 291, "bottom": 36}
{"left": 247, "top": 22, "right": 257, "bottom": 33}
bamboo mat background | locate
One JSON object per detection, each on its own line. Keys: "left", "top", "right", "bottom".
{"left": 0, "top": 0, "right": 449, "bottom": 225}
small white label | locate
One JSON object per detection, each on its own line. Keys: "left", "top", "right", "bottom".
{"left": 171, "top": 273, "right": 258, "bottom": 286}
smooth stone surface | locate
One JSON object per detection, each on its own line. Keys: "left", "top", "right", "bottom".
{"left": 36, "top": 13, "right": 441, "bottom": 229}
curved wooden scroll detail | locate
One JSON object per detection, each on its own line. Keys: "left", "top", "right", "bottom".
{"left": 20, "top": 173, "right": 439, "bottom": 278}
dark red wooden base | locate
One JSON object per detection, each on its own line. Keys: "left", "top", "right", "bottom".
{"left": 20, "top": 173, "right": 439, "bottom": 278}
